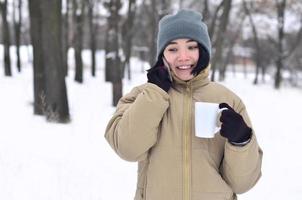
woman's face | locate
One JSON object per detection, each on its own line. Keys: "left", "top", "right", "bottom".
{"left": 163, "top": 38, "right": 199, "bottom": 81}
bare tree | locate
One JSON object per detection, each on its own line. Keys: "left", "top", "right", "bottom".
{"left": 274, "top": 0, "right": 286, "bottom": 89}
{"left": 104, "top": 0, "right": 123, "bottom": 106}
{"left": 219, "top": 9, "right": 246, "bottom": 81}
{"left": 202, "top": 0, "right": 210, "bottom": 22}
{"left": 242, "top": 0, "right": 262, "bottom": 85}
{"left": 144, "top": 0, "right": 171, "bottom": 67}
{"left": 62, "top": 0, "right": 71, "bottom": 76}
{"left": 210, "top": 0, "right": 232, "bottom": 81}
{"left": 239, "top": 1, "right": 277, "bottom": 84}
{"left": 274, "top": 0, "right": 302, "bottom": 88}
{"left": 148, "top": 0, "right": 159, "bottom": 67}
{"left": 72, "top": 0, "right": 85, "bottom": 83}
{"left": 29, "top": 0, "right": 45, "bottom": 115}
{"left": 0, "top": 0, "right": 12, "bottom": 76}
{"left": 40, "top": 0, "right": 70, "bottom": 122}
{"left": 208, "top": 1, "right": 224, "bottom": 40}
{"left": 286, "top": 18, "right": 302, "bottom": 86}
{"left": 88, "top": 0, "right": 97, "bottom": 77}
{"left": 121, "top": 0, "right": 136, "bottom": 80}
{"left": 13, "top": 0, "right": 22, "bottom": 72}
{"left": 29, "top": 0, "right": 70, "bottom": 122}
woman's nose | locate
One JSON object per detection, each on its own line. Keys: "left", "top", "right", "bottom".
{"left": 177, "top": 49, "right": 189, "bottom": 61}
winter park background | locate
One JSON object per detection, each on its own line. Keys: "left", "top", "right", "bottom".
{"left": 1, "top": 47, "right": 302, "bottom": 200}
{"left": 1, "top": 0, "right": 302, "bottom": 199}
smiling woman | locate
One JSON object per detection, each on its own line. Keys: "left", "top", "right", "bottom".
{"left": 163, "top": 39, "right": 199, "bottom": 81}
{"left": 105, "top": 9, "right": 262, "bottom": 200}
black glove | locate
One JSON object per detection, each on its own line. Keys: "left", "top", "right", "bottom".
{"left": 147, "top": 59, "right": 172, "bottom": 93}
{"left": 219, "top": 103, "right": 252, "bottom": 143}
{"left": 191, "top": 44, "right": 210, "bottom": 76}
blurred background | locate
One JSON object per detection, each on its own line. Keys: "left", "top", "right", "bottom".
{"left": 0, "top": 0, "right": 302, "bottom": 199}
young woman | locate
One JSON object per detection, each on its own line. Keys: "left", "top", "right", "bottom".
{"left": 105, "top": 9, "right": 262, "bottom": 200}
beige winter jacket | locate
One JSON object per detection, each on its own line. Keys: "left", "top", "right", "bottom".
{"left": 105, "top": 68, "right": 263, "bottom": 200}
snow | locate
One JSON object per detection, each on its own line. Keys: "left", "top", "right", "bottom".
{"left": 1, "top": 47, "right": 302, "bottom": 199}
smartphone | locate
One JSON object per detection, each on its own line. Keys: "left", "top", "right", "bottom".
{"left": 162, "top": 57, "right": 173, "bottom": 82}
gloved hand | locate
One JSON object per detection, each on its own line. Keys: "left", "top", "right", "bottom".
{"left": 147, "top": 60, "right": 172, "bottom": 93}
{"left": 219, "top": 103, "right": 252, "bottom": 144}
{"left": 191, "top": 44, "right": 210, "bottom": 76}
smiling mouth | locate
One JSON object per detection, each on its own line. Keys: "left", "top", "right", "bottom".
{"left": 176, "top": 65, "right": 194, "bottom": 70}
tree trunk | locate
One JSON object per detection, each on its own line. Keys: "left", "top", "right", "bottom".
{"left": 73, "top": 0, "right": 84, "bottom": 83}
{"left": 40, "top": 0, "right": 70, "bottom": 122}
{"left": 203, "top": 0, "right": 209, "bottom": 22}
{"left": 0, "top": 0, "right": 12, "bottom": 76}
{"left": 261, "top": 65, "right": 266, "bottom": 83}
{"left": 275, "top": 58, "right": 282, "bottom": 88}
{"left": 104, "top": 0, "right": 123, "bottom": 106}
{"left": 274, "top": 0, "right": 286, "bottom": 89}
{"left": 211, "top": 0, "right": 232, "bottom": 81}
{"left": 122, "top": 0, "right": 136, "bottom": 80}
{"left": 13, "top": 0, "right": 22, "bottom": 72}
{"left": 208, "top": 1, "right": 223, "bottom": 40}
{"left": 62, "top": 0, "right": 70, "bottom": 77}
{"left": 219, "top": 12, "right": 245, "bottom": 81}
{"left": 219, "top": 45, "right": 232, "bottom": 81}
{"left": 88, "top": 0, "right": 96, "bottom": 77}
{"left": 243, "top": 57, "right": 247, "bottom": 78}
{"left": 29, "top": 0, "right": 45, "bottom": 115}
{"left": 243, "top": 0, "right": 261, "bottom": 85}
{"left": 254, "top": 62, "right": 260, "bottom": 84}
{"left": 148, "top": 0, "right": 158, "bottom": 67}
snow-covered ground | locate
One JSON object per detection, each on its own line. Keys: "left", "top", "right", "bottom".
{"left": 1, "top": 48, "right": 302, "bottom": 199}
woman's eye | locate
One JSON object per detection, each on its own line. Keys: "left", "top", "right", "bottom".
{"left": 168, "top": 48, "right": 177, "bottom": 52}
{"left": 188, "top": 45, "right": 198, "bottom": 50}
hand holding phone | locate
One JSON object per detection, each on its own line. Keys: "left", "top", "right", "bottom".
{"left": 147, "top": 58, "right": 172, "bottom": 93}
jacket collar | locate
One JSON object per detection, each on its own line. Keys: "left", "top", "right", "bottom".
{"left": 171, "top": 65, "right": 211, "bottom": 91}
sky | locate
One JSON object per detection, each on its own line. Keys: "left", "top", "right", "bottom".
{"left": 0, "top": 46, "right": 302, "bottom": 199}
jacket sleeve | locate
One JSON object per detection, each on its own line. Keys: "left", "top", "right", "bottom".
{"left": 221, "top": 100, "right": 263, "bottom": 194}
{"left": 104, "top": 83, "right": 170, "bottom": 162}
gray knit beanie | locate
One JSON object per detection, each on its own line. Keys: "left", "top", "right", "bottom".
{"left": 156, "top": 9, "right": 211, "bottom": 59}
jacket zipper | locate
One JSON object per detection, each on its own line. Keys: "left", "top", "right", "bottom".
{"left": 183, "top": 84, "right": 192, "bottom": 200}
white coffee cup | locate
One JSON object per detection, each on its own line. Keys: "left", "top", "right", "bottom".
{"left": 195, "top": 102, "right": 226, "bottom": 138}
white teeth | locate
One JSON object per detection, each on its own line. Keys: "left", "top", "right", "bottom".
{"left": 177, "top": 65, "right": 191, "bottom": 69}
